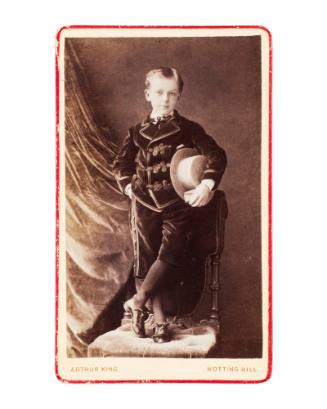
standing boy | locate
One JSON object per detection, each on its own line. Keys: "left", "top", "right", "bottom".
{"left": 113, "top": 67, "right": 227, "bottom": 342}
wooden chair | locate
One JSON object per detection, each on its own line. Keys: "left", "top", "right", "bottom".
{"left": 188, "top": 190, "right": 228, "bottom": 331}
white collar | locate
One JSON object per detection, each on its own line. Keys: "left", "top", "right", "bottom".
{"left": 150, "top": 110, "right": 174, "bottom": 120}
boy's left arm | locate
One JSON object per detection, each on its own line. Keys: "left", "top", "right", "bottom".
{"left": 192, "top": 125, "right": 227, "bottom": 189}
{"left": 184, "top": 126, "right": 227, "bottom": 207}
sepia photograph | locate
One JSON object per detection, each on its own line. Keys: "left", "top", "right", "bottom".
{"left": 5, "top": 0, "right": 327, "bottom": 404}
{"left": 56, "top": 26, "right": 271, "bottom": 382}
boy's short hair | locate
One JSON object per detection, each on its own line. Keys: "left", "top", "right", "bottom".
{"left": 145, "top": 67, "right": 184, "bottom": 93}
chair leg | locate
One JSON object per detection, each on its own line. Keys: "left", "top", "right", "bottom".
{"left": 206, "top": 192, "right": 227, "bottom": 332}
{"left": 207, "top": 253, "right": 221, "bottom": 332}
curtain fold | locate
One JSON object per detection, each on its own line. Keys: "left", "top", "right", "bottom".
{"left": 64, "top": 40, "right": 133, "bottom": 357}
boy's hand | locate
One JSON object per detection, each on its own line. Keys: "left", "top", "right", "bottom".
{"left": 184, "top": 181, "right": 214, "bottom": 207}
{"left": 124, "top": 183, "right": 133, "bottom": 199}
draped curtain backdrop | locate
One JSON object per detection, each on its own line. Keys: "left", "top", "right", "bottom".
{"left": 65, "top": 41, "right": 133, "bottom": 357}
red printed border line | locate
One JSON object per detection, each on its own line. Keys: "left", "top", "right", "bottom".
{"left": 55, "top": 25, "right": 272, "bottom": 384}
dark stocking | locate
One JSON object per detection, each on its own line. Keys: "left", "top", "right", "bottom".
{"left": 152, "top": 294, "right": 166, "bottom": 324}
{"left": 133, "top": 259, "right": 171, "bottom": 308}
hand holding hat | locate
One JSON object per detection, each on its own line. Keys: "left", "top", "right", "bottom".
{"left": 184, "top": 181, "right": 214, "bottom": 207}
{"left": 170, "top": 147, "right": 215, "bottom": 207}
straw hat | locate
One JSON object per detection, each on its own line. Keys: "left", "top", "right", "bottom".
{"left": 170, "top": 147, "right": 208, "bottom": 199}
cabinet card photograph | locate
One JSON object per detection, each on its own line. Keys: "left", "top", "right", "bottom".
{"left": 55, "top": 26, "right": 272, "bottom": 383}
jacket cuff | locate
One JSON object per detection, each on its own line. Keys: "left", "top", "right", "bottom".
{"left": 201, "top": 179, "right": 215, "bottom": 191}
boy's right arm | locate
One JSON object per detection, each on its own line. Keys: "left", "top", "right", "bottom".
{"left": 113, "top": 128, "right": 137, "bottom": 197}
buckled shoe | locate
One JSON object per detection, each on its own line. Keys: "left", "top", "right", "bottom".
{"left": 123, "top": 298, "right": 149, "bottom": 338}
{"left": 153, "top": 323, "right": 170, "bottom": 343}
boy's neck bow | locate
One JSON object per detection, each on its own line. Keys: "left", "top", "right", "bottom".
{"left": 150, "top": 113, "right": 174, "bottom": 125}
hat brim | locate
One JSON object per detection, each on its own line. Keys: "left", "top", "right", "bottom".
{"left": 170, "top": 147, "right": 207, "bottom": 199}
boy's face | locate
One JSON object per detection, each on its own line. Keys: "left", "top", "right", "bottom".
{"left": 144, "top": 75, "right": 180, "bottom": 117}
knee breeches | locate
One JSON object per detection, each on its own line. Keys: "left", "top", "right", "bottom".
{"left": 130, "top": 198, "right": 193, "bottom": 278}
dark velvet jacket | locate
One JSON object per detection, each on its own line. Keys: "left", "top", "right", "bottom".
{"left": 113, "top": 111, "right": 227, "bottom": 212}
